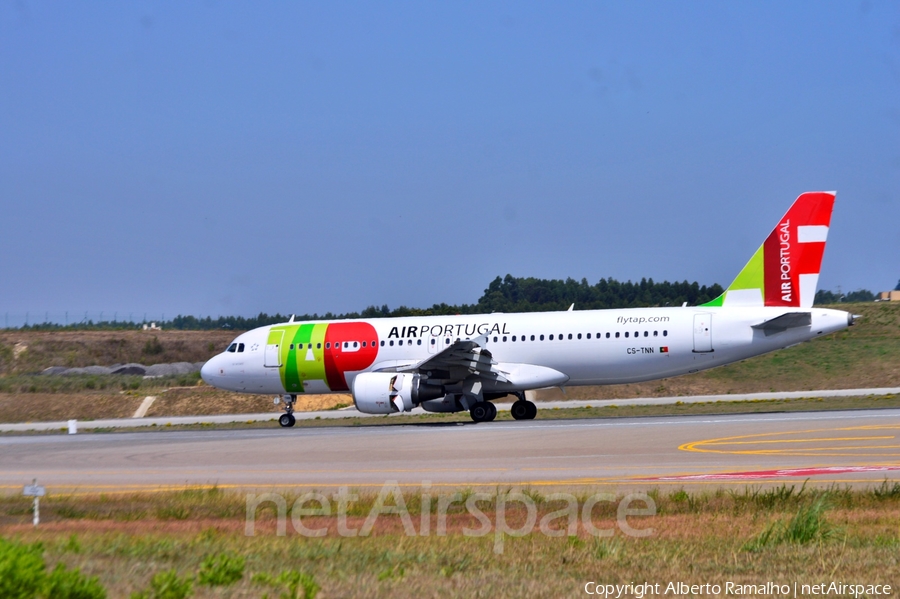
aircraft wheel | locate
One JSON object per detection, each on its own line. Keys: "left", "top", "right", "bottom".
{"left": 279, "top": 413, "right": 296, "bottom": 428}
{"left": 524, "top": 400, "right": 537, "bottom": 420}
{"left": 511, "top": 401, "right": 530, "bottom": 420}
{"left": 470, "top": 403, "right": 490, "bottom": 423}
{"left": 485, "top": 402, "right": 497, "bottom": 422}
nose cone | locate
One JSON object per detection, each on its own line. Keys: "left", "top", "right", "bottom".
{"left": 200, "top": 357, "right": 218, "bottom": 386}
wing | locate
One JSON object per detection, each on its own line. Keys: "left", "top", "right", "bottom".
{"left": 375, "top": 335, "right": 510, "bottom": 384}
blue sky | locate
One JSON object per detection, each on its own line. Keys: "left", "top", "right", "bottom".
{"left": 1, "top": 2, "right": 898, "bottom": 325}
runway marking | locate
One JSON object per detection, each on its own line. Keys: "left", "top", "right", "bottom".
{"left": 648, "top": 466, "right": 900, "bottom": 481}
{"left": 700, "top": 435, "right": 894, "bottom": 446}
{"left": 680, "top": 425, "right": 900, "bottom": 457}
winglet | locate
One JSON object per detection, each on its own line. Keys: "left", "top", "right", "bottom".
{"left": 702, "top": 191, "right": 835, "bottom": 309}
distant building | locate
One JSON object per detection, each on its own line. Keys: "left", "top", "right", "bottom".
{"left": 877, "top": 291, "right": 900, "bottom": 302}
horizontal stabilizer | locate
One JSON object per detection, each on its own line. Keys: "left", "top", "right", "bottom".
{"left": 751, "top": 312, "right": 811, "bottom": 336}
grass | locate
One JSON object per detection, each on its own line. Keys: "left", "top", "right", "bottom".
{"left": 0, "top": 329, "right": 234, "bottom": 377}
{"left": 0, "top": 372, "right": 202, "bottom": 394}
{"left": 0, "top": 485, "right": 898, "bottom": 597}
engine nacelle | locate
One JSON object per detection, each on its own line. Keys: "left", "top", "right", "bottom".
{"left": 351, "top": 372, "right": 445, "bottom": 414}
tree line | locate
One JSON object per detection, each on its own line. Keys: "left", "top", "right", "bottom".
{"left": 170, "top": 275, "right": 726, "bottom": 329}
{"left": 13, "top": 274, "right": 886, "bottom": 331}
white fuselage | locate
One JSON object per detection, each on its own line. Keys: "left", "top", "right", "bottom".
{"left": 201, "top": 306, "right": 852, "bottom": 396}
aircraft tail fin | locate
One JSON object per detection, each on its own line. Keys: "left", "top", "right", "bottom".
{"left": 702, "top": 191, "right": 835, "bottom": 309}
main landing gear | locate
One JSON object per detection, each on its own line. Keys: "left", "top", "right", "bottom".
{"left": 278, "top": 394, "right": 296, "bottom": 428}
{"left": 469, "top": 401, "right": 497, "bottom": 423}
{"left": 510, "top": 392, "right": 537, "bottom": 420}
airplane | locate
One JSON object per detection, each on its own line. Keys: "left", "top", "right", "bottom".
{"left": 201, "top": 191, "right": 853, "bottom": 427}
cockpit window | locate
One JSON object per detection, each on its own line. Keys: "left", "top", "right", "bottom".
{"left": 227, "top": 343, "right": 237, "bottom": 352}
{"left": 238, "top": 343, "right": 245, "bottom": 352}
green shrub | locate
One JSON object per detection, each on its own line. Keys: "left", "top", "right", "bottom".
{"left": 0, "top": 537, "right": 46, "bottom": 599}
{"left": 45, "top": 563, "right": 107, "bottom": 599}
{"left": 0, "top": 537, "right": 107, "bottom": 599}
{"left": 252, "top": 570, "right": 319, "bottom": 599}
{"left": 873, "top": 479, "right": 900, "bottom": 499}
{"left": 131, "top": 569, "right": 192, "bottom": 599}
{"left": 781, "top": 495, "right": 839, "bottom": 544}
{"left": 197, "top": 553, "right": 244, "bottom": 586}
{"left": 142, "top": 337, "right": 164, "bottom": 356}
{"left": 744, "top": 495, "right": 841, "bottom": 550}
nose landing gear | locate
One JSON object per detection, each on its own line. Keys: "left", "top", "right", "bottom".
{"left": 278, "top": 394, "right": 296, "bottom": 428}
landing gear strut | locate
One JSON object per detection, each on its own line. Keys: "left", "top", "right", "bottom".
{"left": 510, "top": 392, "right": 537, "bottom": 420}
{"left": 278, "top": 394, "right": 296, "bottom": 428}
{"left": 469, "top": 401, "right": 497, "bottom": 423}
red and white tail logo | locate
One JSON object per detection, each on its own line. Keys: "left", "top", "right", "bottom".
{"left": 763, "top": 192, "right": 834, "bottom": 308}
{"left": 706, "top": 191, "right": 835, "bottom": 309}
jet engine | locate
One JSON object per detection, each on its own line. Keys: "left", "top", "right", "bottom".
{"left": 351, "top": 372, "right": 445, "bottom": 414}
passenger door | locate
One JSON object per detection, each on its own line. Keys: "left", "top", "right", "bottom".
{"left": 693, "top": 313, "right": 713, "bottom": 353}
{"left": 265, "top": 330, "right": 284, "bottom": 367}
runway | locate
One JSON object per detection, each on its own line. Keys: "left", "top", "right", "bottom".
{"left": 1, "top": 409, "right": 899, "bottom": 494}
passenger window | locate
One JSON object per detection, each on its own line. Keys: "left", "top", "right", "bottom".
{"left": 540, "top": 334, "right": 544, "bottom": 341}
{"left": 615, "top": 332, "right": 620, "bottom": 338}
{"left": 390, "top": 340, "right": 394, "bottom": 346}
{"left": 605, "top": 332, "right": 610, "bottom": 338}
{"left": 634, "top": 331, "right": 639, "bottom": 338}
{"left": 549, "top": 334, "right": 554, "bottom": 340}
{"left": 653, "top": 331, "right": 658, "bottom": 337}
{"left": 503, "top": 336, "right": 507, "bottom": 342}
{"left": 227, "top": 343, "right": 237, "bottom": 353}
{"left": 325, "top": 342, "right": 330, "bottom": 349}
{"left": 317, "top": 343, "right": 322, "bottom": 349}
{"left": 663, "top": 330, "right": 668, "bottom": 337}
{"left": 512, "top": 336, "right": 517, "bottom": 341}
{"left": 577, "top": 333, "right": 582, "bottom": 339}
{"left": 586, "top": 333, "right": 590, "bottom": 339}
{"left": 530, "top": 335, "right": 535, "bottom": 341}
{"left": 417, "top": 339, "right": 422, "bottom": 345}
{"left": 289, "top": 344, "right": 294, "bottom": 350}
{"left": 644, "top": 331, "right": 648, "bottom": 337}
{"left": 362, "top": 341, "right": 366, "bottom": 347}
{"left": 625, "top": 332, "right": 629, "bottom": 338}
{"left": 380, "top": 340, "right": 385, "bottom": 347}
{"left": 372, "top": 340, "right": 376, "bottom": 347}
{"left": 238, "top": 343, "right": 245, "bottom": 352}
{"left": 568, "top": 334, "right": 573, "bottom": 340}
{"left": 353, "top": 341, "right": 358, "bottom": 348}
{"left": 493, "top": 336, "right": 498, "bottom": 342}
{"left": 430, "top": 338, "right": 436, "bottom": 345}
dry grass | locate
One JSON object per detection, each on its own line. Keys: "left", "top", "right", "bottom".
{"left": 0, "top": 392, "right": 145, "bottom": 422}
{"left": 0, "top": 329, "right": 236, "bottom": 375}
{"left": 144, "top": 388, "right": 351, "bottom": 418}
{"left": 1, "top": 484, "right": 898, "bottom": 597}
